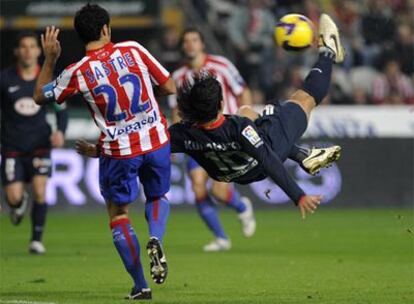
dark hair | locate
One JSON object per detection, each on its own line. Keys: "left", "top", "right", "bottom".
{"left": 177, "top": 73, "right": 223, "bottom": 124}
{"left": 181, "top": 27, "right": 205, "bottom": 45}
{"left": 15, "top": 32, "right": 39, "bottom": 48}
{"left": 74, "top": 3, "right": 110, "bottom": 44}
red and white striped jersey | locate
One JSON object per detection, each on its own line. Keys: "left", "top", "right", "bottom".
{"left": 168, "top": 54, "right": 246, "bottom": 114}
{"left": 48, "top": 41, "right": 171, "bottom": 158}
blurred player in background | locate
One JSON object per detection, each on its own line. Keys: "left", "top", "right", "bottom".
{"left": 0, "top": 32, "right": 68, "bottom": 254}
{"left": 169, "top": 28, "right": 256, "bottom": 252}
{"left": 33, "top": 4, "right": 176, "bottom": 300}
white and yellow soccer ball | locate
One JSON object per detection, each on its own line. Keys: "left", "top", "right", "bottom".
{"left": 274, "top": 14, "right": 314, "bottom": 51}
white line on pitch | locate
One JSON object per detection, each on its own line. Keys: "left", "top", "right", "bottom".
{"left": 0, "top": 300, "right": 57, "bottom": 304}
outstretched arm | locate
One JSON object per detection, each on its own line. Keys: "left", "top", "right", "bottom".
{"left": 34, "top": 26, "right": 61, "bottom": 105}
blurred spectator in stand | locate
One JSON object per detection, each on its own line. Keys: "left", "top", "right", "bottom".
{"left": 227, "top": 0, "right": 275, "bottom": 99}
{"left": 352, "top": 88, "right": 370, "bottom": 105}
{"left": 361, "top": 0, "right": 396, "bottom": 66}
{"left": 149, "top": 27, "right": 182, "bottom": 72}
{"left": 274, "top": 0, "right": 304, "bottom": 17}
{"left": 198, "top": 0, "right": 413, "bottom": 106}
{"left": 372, "top": 59, "right": 414, "bottom": 104}
{"left": 192, "top": 0, "right": 209, "bottom": 20}
{"left": 251, "top": 88, "right": 265, "bottom": 105}
{"left": 270, "top": 47, "right": 291, "bottom": 100}
{"left": 386, "top": 0, "right": 409, "bottom": 12}
{"left": 278, "top": 65, "right": 304, "bottom": 101}
{"left": 393, "top": 23, "right": 414, "bottom": 76}
{"left": 303, "top": 0, "right": 320, "bottom": 26}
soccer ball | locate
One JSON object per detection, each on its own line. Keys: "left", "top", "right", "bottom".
{"left": 274, "top": 14, "right": 314, "bottom": 51}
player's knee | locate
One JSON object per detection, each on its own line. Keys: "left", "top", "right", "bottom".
{"left": 32, "top": 176, "right": 48, "bottom": 202}
{"left": 190, "top": 172, "right": 208, "bottom": 200}
{"left": 288, "top": 90, "right": 316, "bottom": 119}
{"left": 192, "top": 183, "right": 208, "bottom": 201}
{"left": 5, "top": 187, "right": 23, "bottom": 206}
{"left": 33, "top": 188, "right": 46, "bottom": 203}
{"left": 107, "top": 202, "right": 129, "bottom": 222}
{"left": 211, "top": 183, "right": 229, "bottom": 202}
{"left": 6, "top": 191, "right": 23, "bottom": 206}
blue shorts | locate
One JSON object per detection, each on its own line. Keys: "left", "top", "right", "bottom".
{"left": 255, "top": 102, "right": 308, "bottom": 161}
{"left": 99, "top": 143, "right": 171, "bottom": 205}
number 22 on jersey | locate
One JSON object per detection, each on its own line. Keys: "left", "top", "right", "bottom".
{"left": 93, "top": 73, "right": 151, "bottom": 124}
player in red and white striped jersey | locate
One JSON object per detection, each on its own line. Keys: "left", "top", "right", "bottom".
{"left": 168, "top": 31, "right": 251, "bottom": 115}
{"left": 169, "top": 29, "right": 256, "bottom": 252}
{"left": 42, "top": 39, "right": 171, "bottom": 159}
{"left": 33, "top": 4, "right": 175, "bottom": 300}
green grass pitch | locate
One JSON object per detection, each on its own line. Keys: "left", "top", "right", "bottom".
{"left": 1, "top": 208, "right": 413, "bottom": 304}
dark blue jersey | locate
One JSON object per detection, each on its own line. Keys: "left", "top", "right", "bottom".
{"left": 0, "top": 66, "right": 68, "bottom": 154}
{"left": 169, "top": 114, "right": 305, "bottom": 203}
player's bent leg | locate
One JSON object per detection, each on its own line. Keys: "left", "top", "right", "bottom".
{"left": 190, "top": 166, "right": 209, "bottom": 200}
{"left": 139, "top": 143, "right": 171, "bottom": 285}
{"left": 107, "top": 202, "right": 150, "bottom": 300}
{"left": 287, "top": 47, "right": 335, "bottom": 120}
{"left": 211, "top": 182, "right": 256, "bottom": 238}
{"left": 288, "top": 90, "right": 316, "bottom": 120}
{"left": 190, "top": 168, "right": 230, "bottom": 251}
{"left": 100, "top": 156, "right": 150, "bottom": 299}
{"left": 2, "top": 156, "right": 29, "bottom": 225}
{"left": 4, "top": 182, "right": 29, "bottom": 226}
{"left": 288, "top": 13, "right": 344, "bottom": 120}
{"left": 29, "top": 175, "right": 48, "bottom": 254}
{"left": 4, "top": 182, "right": 25, "bottom": 204}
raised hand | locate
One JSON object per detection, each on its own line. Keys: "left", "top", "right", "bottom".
{"left": 41, "top": 26, "right": 61, "bottom": 62}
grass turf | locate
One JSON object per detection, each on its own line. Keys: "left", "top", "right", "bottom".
{"left": 0, "top": 208, "right": 413, "bottom": 304}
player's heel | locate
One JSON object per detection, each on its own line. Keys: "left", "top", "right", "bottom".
{"left": 328, "top": 147, "right": 342, "bottom": 162}
{"left": 125, "top": 287, "right": 152, "bottom": 300}
{"left": 146, "top": 238, "right": 168, "bottom": 284}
